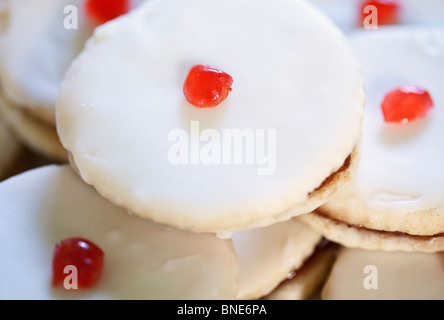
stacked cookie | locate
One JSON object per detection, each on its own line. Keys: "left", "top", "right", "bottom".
{"left": 0, "top": 0, "right": 148, "bottom": 163}
{"left": 0, "top": 0, "right": 92, "bottom": 161}
{"left": 0, "top": 0, "right": 365, "bottom": 299}
{"left": 3, "top": 0, "right": 444, "bottom": 301}
{"left": 297, "top": 0, "right": 444, "bottom": 299}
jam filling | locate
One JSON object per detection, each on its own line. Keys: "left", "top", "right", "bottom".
{"left": 315, "top": 210, "right": 444, "bottom": 240}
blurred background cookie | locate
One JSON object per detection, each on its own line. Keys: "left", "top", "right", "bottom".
{"left": 300, "top": 26, "right": 444, "bottom": 253}
{"left": 310, "top": 0, "right": 444, "bottom": 33}
{"left": 0, "top": 165, "right": 239, "bottom": 299}
{"left": 0, "top": 164, "right": 331, "bottom": 300}
{"left": 0, "top": 0, "right": 146, "bottom": 161}
{"left": 322, "top": 247, "right": 444, "bottom": 300}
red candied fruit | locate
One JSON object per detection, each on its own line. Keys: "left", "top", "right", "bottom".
{"left": 85, "top": 0, "right": 130, "bottom": 25}
{"left": 183, "top": 65, "right": 233, "bottom": 108}
{"left": 381, "top": 86, "right": 434, "bottom": 124}
{"left": 360, "top": 0, "right": 400, "bottom": 26}
{"left": 52, "top": 237, "right": 104, "bottom": 289}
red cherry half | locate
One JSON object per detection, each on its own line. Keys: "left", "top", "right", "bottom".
{"left": 52, "top": 237, "right": 104, "bottom": 289}
{"left": 381, "top": 86, "right": 434, "bottom": 124}
{"left": 85, "top": 0, "right": 130, "bottom": 25}
{"left": 360, "top": 0, "right": 400, "bottom": 26}
{"left": 183, "top": 65, "right": 233, "bottom": 108}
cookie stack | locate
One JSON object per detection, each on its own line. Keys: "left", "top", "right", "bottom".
{"left": 3, "top": 0, "right": 444, "bottom": 301}
{"left": 296, "top": 0, "right": 444, "bottom": 300}
{"left": 0, "top": 0, "right": 366, "bottom": 299}
{"left": 6, "top": 0, "right": 444, "bottom": 301}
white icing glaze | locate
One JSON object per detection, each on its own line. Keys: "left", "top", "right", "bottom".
{"left": 0, "top": 0, "right": 146, "bottom": 122}
{"left": 310, "top": 0, "right": 444, "bottom": 33}
{"left": 322, "top": 248, "right": 444, "bottom": 300}
{"left": 232, "top": 218, "right": 321, "bottom": 299}
{"left": 0, "top": 165, "right": 240, "bottom": 299}
{"left": 325, "top": 27, "right": 444, "bottom": 215}
{"left": 0, "top": 0, "right": 94, "bottom": 119}
{"left": 56, "top": 0, "right": 364, "bottom": 233}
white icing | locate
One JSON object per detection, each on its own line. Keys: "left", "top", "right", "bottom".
{"left": 0, "top": 0, "right": 94, "bottom": 116}
{"left": 0, "top": 0, "right": 146, "bottom": 119}
{"left": 0, "top": 165, "right": 240, "bottom": 299}
{"left": 329, "top": 27, "right": 444, "bottom": 214}
{"left": 56, "top": 0, "right": 364, "bottom": 233}
{"left": 322, "top": 248, "right": 444, "bottom": 300}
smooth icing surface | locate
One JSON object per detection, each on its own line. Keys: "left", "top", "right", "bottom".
{"left": 0, "top": 0, "right": 94, "bottom": 124}
{"left": 322, "top": 247, "right": 444, "bottom": 300}
{"left": 232, "top": 219, "right": 321, "bottom": 299}
{"left": 0, "top": 0, "right": 145, "bottom": 125}
{"left": 310, "top": 0, "right": 444, "bottom": 33}
{"left": 321, "top": 27, "right": 444, "bottom": 235}
{"left": 56, "top": 0, "right": 364, "bottom": 234}
{"left": 0, "top": 165, "right": 239, "bottom": 299}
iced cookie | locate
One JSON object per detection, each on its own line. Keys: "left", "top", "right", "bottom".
{"left": 321, "top": 247, "right": 444, "bottom": 300}
{"left": 0, "top": 165, "right": 238, "bottom": 299}
{"left": 0, "top": 164, "right": 326, "bottom": 300}
{"left": 0, "top": 0, "right": 145, "bottom": 160}
{"left": 56, "top": 0, "right": 365, "bottom": 235}
{"left": 300, "top": 26, "right": 444, "bottom": 252}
